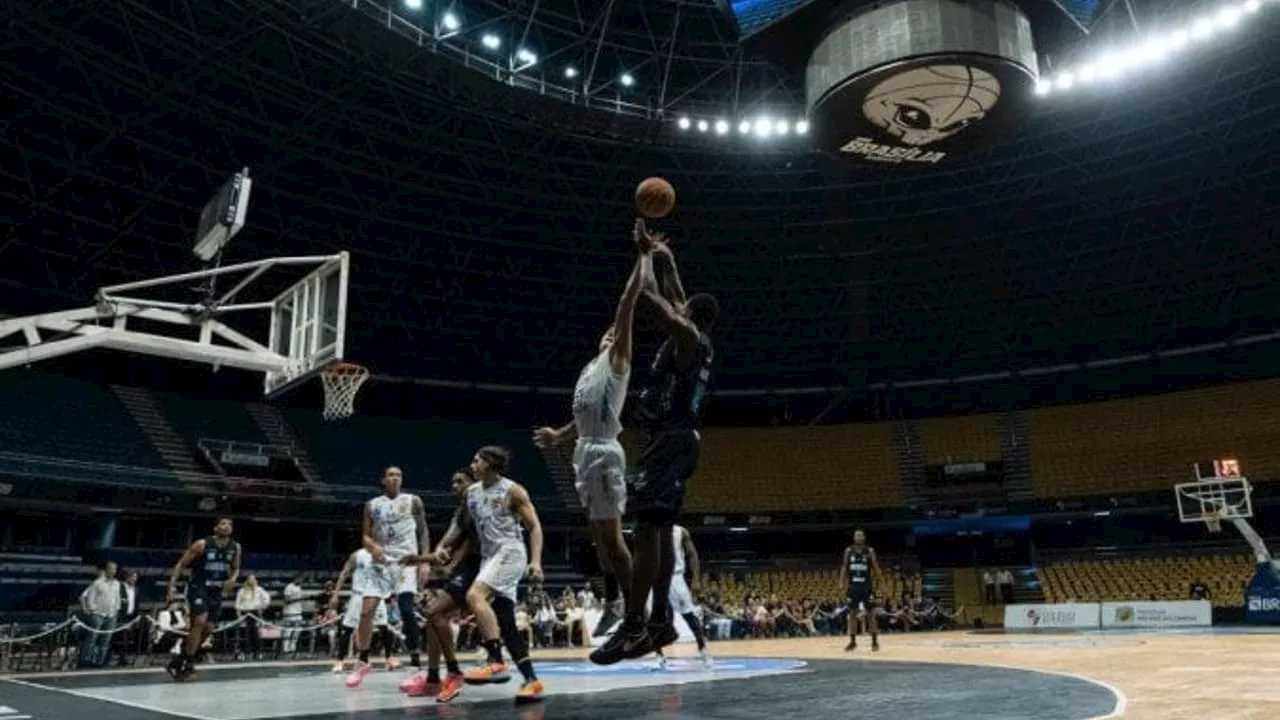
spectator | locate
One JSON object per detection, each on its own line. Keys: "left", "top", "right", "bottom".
{"left": 999, "top": 568, "right": 1015, "bottom": 604}
{"left": 281, "top": 573, "right": 307, "bottom": 655}
{"left": 982, "top": 569, "right": 996, "bottom": 604}
{"left": 78, "top": 561, "right": 120, "bottom": 667}
{"left": 234, "top": 575, "right": 270, "bottom": 661}
{"left": 515, "top": 602, "right": 534, "bottom": 648}
{"left": 153, "top": 599, "right": 188, "bottom": 655}
{"left": 564, "top": 597, "right": 587, "bottom": 647}
{"left": 1189, "top": 580, "right": 1211, "bottom": 601}
{"left": 113, "top": 570, "right": 140, "bottom": 667}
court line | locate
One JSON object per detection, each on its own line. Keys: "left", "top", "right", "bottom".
{"left": 2, "top": 678, "right": 220, "bottom": 720}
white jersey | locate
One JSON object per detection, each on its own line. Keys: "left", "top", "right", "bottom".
{"left": 572, "top": 349, "right": 629, "bottom": 441}
{"left": 367, "top": 493, "right": 420, "bottom": 560}
{"left": 466, "top": 478, "right": 524, "bottom": 558}
{"left": 672, "top": 525, "right": 687, "bottom": 577}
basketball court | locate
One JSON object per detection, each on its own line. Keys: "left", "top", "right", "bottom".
{"left": 4, "top": 629, "right": 1278, "bottom": 719}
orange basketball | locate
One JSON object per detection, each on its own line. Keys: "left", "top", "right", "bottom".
{"left": 635, "top": 177, "right": 676, "bottom": 219}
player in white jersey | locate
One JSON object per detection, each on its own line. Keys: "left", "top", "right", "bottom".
{"left": 652, "top": 524, "right": 712, "bottom": 669}
{"left": 445, "top": 446, "right": 545, "bottom": 703}
{"left": 348, "top": 466, "right": 430, "bottom": 690}
{"left": 329, "top": 549, "right": 393, "bottom": 673}
{"left": 534, "top": 219, "right": 653, "bottom": 636}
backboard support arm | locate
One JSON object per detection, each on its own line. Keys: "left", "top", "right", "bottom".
{"left": 0, "top": 253, "right": 348, "bottom": 382}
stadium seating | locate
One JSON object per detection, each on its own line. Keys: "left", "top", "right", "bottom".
{"left": 709, "top": 566, "right": 912, "bottom": 606}
{"left": 1038, "top": 553, "right": 1254, "bottom": 608}
{"left": 285, "top": 411, "right": 559, "bottom": 502}
{"left": 1028, "top": 379, "right": 1280, "bottom": 498}
{"left": 157, "top": 392, "right": 268, "bottom": 446}
{"left": 0, "top": 372, "right": 166, "bottom": 476}
{"left": 685, "top": 424, "right": 901, "bottom": 512}
{"left": 917, "top": 414, "right": 1001, "bottom": 465}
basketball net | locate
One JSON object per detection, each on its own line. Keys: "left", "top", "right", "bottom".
{"left": 321, "top": 362, "right": 369, "bottom": 421}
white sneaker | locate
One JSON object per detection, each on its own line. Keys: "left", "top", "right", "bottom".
{"left": 331, "top": 660, "right": 347, "bottom": 674}
{"left": 700, "top": 649, "right": 713, "bottom": 669}
{"left": 651, "top": 654, "right": 668, "bottom": 672}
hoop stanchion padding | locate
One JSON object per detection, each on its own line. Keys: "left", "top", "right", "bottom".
{"left": 321, "top": 363, "right": 369, "bottom": 420}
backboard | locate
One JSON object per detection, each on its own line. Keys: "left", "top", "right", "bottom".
{"left": 264, "top": 252, "right": 350, "bottom": 396}
{"left": 1175, "top": 476, "right": 1253, "bottom": 526}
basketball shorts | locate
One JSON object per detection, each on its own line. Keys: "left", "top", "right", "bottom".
{"left": 443, "top": 558, "right": 482, "bottom": 607}
{"left": 341, "top": 596, "right": 389, "bottom": 629}
{"left": 669, "top": 574, "right": 699, "bottom": 616}
{"left": 187, "top": 585, "right": 224, "bottom": 618}
{"left": 630, "top": 429, "right": 700, "bottom": 525}
{"left": 573, "top": 438, "right": 627, "bottom": 521}
{"left": 848, "top": 585, "right": 875, "bottom": 612}
{"left": 476, "top": 544, "right": 528, "bottom": 602}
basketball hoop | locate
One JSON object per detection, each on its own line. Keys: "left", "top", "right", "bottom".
{"left": 321, "top": 362, "right": 369, "bottom": 421}
{"left": 1205, "top": 510, "right": 1223, "bottom": 534}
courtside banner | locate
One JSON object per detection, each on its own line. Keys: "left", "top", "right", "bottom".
{"left": 1004, "top": 603, "right": 1100, "bottom": 630}
{"left": 1101, "top": 600, "right": 1212, "bottom": 629}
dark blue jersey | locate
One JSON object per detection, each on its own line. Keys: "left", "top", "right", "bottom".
{"left": 633, "top": 332, "right": 714, "bottom": 433}
{"left": 190, "top": 536, "right": 238, "bottom": 588}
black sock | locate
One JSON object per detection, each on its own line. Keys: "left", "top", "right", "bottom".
{"left": 359, "top": 649, "right": 369, "bottom": 664}
{"left": 484, "top": 639, "right": 503, "bottom": 664}
{"left": 516, "top": 657, "right": 537, "bottom": 682}
{"left": 603, "top": 574, "right": 619, "bottom": 603}
{"left": 426, "top": 667, "right": 440, "bottom": 683}
{"left": 683, "top": 613, "right": 707, "bottom": 651}
{"left": 446, "top": 658, "right": 462, "bottom": 675}
{"left": 410, "top": 652, "right": 421, "bottom": 668}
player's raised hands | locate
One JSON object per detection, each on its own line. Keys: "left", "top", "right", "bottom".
{"left": 532, "top": 426, "right": 559, "bottom": 448}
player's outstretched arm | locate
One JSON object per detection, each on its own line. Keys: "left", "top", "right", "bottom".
{"left": 533, "top": 421, "right": 577, "bottom": 448}
{"left": 682, "top": 527, "right": 701, "bottom": 589}
{"left": 166, "top": 539, "right": 205, "bottom": 602}
{"left": 412, "top": 495, "right": 431, "bottom": 557}
{"left": 609, "top": 228, "right": 652, "bottom": 375}
{"left": 511, "top": 484, "right": 544, "bottom": 584}
{"left": 839, "top": 546, "right": 850, "bottom": 589}
{"left": 330, "top": 551, "right": 357, "bottom": 608}
{"left": 643, "top": 286, "right": 699, "bottom": 358}
{"left": 361, "top": 501, "right": 383, "bottom": 560}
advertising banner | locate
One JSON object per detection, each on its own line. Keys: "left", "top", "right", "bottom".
{"left": 1246, "top": 562, "right": 1280, "bottom": 625}
{"left": 1101, "top": 600, "right": 1211, "bottom": 629}
{"left": 1004, "top": 603, "right": 1100, "bottom": 630}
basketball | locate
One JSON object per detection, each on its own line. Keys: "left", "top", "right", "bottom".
{"left": 635, "top": 177, "right": 676, "bottom": 219}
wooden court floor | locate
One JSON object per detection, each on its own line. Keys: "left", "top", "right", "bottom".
{"left": 539, "top": 632, "right": 1280, "bottom": 719}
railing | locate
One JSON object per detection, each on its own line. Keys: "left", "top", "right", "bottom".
{"left": 0, "top": 610, "right": 344, "bottom": 673}
{"left": 0, "top": 450, "right": 454, "bottom": 505}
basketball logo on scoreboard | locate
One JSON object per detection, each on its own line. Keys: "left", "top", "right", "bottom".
{"left": 816, "top": 56, "right": 1035, "bottom": 166}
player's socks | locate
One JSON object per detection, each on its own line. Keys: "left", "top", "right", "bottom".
{"left": 359, "top": 649, "right": 370, "bottom": 664}
{"left": 410, "top": 652, "right": 421, "bottom": 668}
{"left": 871, "top": 633, "right": 880, "bottom": 651}
{"left": 604, "top": 574, "right": 620, "bottom": 602}
{"left": 446, "top": 658, "right": 462, "bottom": 675}
{"left": 484, "top": 639, "right": 503, "bottom": 665}
{"left": 426, "top": 668, "right": 441, "bottom": 683}
{"left": 515, "top": 657, "right": 537, "bottom": 682}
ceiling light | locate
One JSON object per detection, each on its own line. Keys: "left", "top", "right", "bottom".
{"left": 441, "top": 12, "right": 460, "bottom": 31}
{"left": 774, "top": 120, "right": 790, "bottom": 135}
{"left": 619, "top": 73, "right": 635, "bottom": 87}
{"left": 696, "top": 119, "right": 709, "bottom": 133}
{"left": 714, "top": 119, "right": 729, "bottom": 135}
{"left": 677, "top": 117, "right": 691, "bottom": 130}
{"left": 564, "top": 66, "right": 578, "bottom": 79}
{"left": 795, "top": 120, "right": 809, "bottom": 135}
{"left": 753, "top": 116, "right": 772, "bottom": 137}
{"left": 404, "top": 0, "right": 423, "bottom": 10}
{"left": 515, "top": 48, "right": 537, "bottom": 65}
{"left": 481, "top": 34, "right": 501, "bottom": 50}
{"left": 738, "top": 120, "right": 751, "bottom": 134}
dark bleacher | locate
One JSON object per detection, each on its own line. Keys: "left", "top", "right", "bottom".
{"left": 0, "top": 372, "right": 163, "bottom": 467}
{"left": 157, "top": 392, "right": 268, "bottom": 446}
{"left": 0, "top": 372, "right": 172, "bottom": 487}
{"left": 286, "top": 411, "right": 560, "bottom": 504}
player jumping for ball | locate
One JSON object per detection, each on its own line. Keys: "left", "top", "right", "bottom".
{"left": 533, "top": 218, "right": 652, "bottom": 637}
{"left": 841, "top": 528, "right": 882, "bottom": 652}
{"left": 592, "top": 228, "right": 719, "bottom": 665}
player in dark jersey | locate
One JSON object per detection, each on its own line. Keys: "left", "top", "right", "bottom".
{"left": 841, "top": 528, "right": 882, "bottom": 652}
{"left": 408, "top": 467, "right": 481, "bottom": 703}
{"left": 592, "top": 232, "right": 718, "bottom": 666}
{"left": 165, "top": 517, "right": 241, "bottom": 680}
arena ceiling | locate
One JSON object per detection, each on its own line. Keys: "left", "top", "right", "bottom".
{"left": 1, "top": 0, "right": 1279, "bottom": 400}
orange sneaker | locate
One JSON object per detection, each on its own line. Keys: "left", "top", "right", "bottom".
{"left": 436, "top": 672, "right": 465, "bottom": 703}
{"left": 463, "top": 662, "right": 511, "bottom": 685}
{"left": 515, "top": 679, "right": 544, "bottom": 704}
